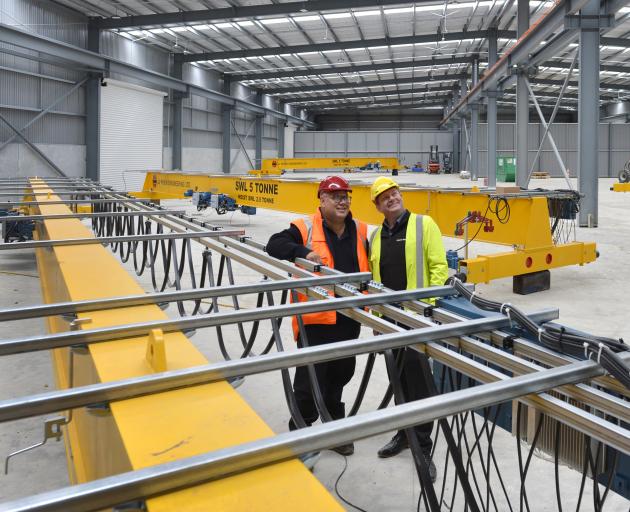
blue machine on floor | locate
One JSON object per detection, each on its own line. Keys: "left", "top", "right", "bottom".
{"left": 0, "top": 210, "right": 34, "bottom": 242}
{"left": 184, "top": 190, "right": 256, "bottom": 215}
{"left": 434, "top": 295, "right": 630, "bottom": 500}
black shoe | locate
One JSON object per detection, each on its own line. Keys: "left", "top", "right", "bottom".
{"left": 377, "top": 432, "right": 409, "bottom": 458}
{"left": 331, "top": 443, "right": 354, "bottom": 456}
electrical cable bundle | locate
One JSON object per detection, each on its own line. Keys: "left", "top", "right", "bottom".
{"left": 449, "top": 277, "right": 630, "bottom": 390}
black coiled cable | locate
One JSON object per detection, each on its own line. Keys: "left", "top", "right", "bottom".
{"left": 449, "top": 278, "right": 630, "bottom": 390}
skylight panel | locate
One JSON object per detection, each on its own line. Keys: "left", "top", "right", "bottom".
{"left": 323, "top": 13, "right": 352, "bottom": 19}
{"left": 237, "top": 21, "right": 255, "bottom": 27}
{"left": 354, "top": 10, "right": 380, "bottom": 17}
{"left": 384, "top": 7, "right": 414, "bottom": 14}
{"left": 293, "top": 15, "right": 321, "bottom": 22}
{"left": 171, "top": 26, "right": 187, "bottom": 32}
{"left": 260, "top": 18, "right": 290, "bottom": 25}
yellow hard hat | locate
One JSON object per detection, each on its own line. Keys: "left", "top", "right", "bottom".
{"left": 370, "top": 176, "right": 399, "bottom": 202}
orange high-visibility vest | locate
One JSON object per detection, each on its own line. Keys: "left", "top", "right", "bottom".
{"left": 290, "top": 209, "right": 369, "bottom": 340}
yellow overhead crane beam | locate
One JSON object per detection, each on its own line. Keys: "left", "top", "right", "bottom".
{"left": 134, "top": 172, "right": 597, "bottom": 284}
{"left": 28, "top": 178, "right": 341, "bottom": 511}
{"left": 251, "top": 157, "right": 401, "bottom": 175}
{"left": 612, "top": 182, "right": 630, "bottom": 192}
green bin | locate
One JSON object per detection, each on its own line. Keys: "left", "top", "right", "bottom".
{"left": 496, "top": 155, "right": 516, "bottom": 182}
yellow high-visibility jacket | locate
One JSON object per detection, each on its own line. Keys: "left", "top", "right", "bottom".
{"left": 369, "top": 213, "right": 448, "bottom": 302}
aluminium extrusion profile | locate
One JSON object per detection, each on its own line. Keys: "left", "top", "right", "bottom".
{"left": 0, "top": 272, "right": 372, "bottom": 322}
{"left": 0, "top": 286, "right": 473, "bottom": 356}
{"left": 0, "top": 211, "right": 188, "bottom": 223}
{"left": 1, "top": 350, "right": 625, "bottom": 512}
{"left": 0, "top": 230, "right": 245, "bottom": 251}
{"left": 0, "top": 308, "right": 558, "bottom": 424}
{"left": 0, "top": 199, "right": 151, "bottom": 207}
{"left": 0, "top": 191, "right": 134, "bottom": 197}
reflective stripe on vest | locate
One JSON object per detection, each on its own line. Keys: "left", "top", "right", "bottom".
{"left": 369, "top": 213, "right": 424, "bottom": 289}
{"left": 290, "top": 211, "right": 369, "bottom": 340}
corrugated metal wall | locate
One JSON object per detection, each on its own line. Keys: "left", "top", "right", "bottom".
{"left": 295, "top": 130, "right": 454, "bottom": 167}
{"left": 472, "top": 123, "right": 630, "bottom": 177}
{"left": 0, "top": 0, "right": 283, "bottom": 175}
{"left": 0, "top": 0, "right": 86, "bottom": 145}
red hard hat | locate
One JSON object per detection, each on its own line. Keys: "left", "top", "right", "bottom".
{"left": 318, "top": 176, "right": 352, "bottom": 197}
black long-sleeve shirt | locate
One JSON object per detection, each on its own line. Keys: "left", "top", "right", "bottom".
{"left": 266, "top": 212, "right": 361, "bottom": 343}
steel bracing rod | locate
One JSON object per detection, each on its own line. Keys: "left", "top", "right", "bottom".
{"left": 0, "top": 230, "right": 245, "bottom": 251}
{"left": 1, "top": 350, "right": 625, "bottom": 512}
{"left": 0, "top": 273, "right": 371, "bottom": 322}
{"left": 526, "top": 51, "right": 578, "bottom": 189}
{"left": 0, "top": 77, "right": 88, "bottom": 153}
{"left": 0, "top": 199, "right": 150, "bottom": 207}
{"left": 524, "top": 77, "right": 573, "bottom": 190}
{"left": 0, "top": 113, "right": 66, "bottom": 178}
{"left": 0, "top": 309, "right": 557, "bottom": 424}
{"left": 0, "top": 211, "right": 187, "bottom": 223}
{"left": 0, "top": 286, "right": 465, "bottom": 356}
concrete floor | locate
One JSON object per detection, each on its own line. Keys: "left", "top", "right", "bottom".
{"left": 0, "top": 173, "right": 628, "bottom": 510}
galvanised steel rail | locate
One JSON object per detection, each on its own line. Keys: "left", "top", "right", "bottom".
{"left": 0, "top": 286, "right": 467, "bottom": 356}
{"left": 0, "top": 273, "right": 371, "bottom": 322}
{"left": 1, "top": 351, "right": 627, "bottom": 512}
{"left": 0, "top": 230, "right": 245, "bottom": 251}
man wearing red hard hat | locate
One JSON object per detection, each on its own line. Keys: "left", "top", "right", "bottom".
{"left": 267, "top": 175, "right": 369, "bottom": 466}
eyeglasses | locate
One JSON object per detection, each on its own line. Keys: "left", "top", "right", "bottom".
{"left": 324, "top": 193, "right": 351, "bottom": 204}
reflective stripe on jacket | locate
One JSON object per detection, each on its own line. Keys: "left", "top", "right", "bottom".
{"left": 290, "top": 209, "right": 369, "bottom": 340}
{"left": 369, "top": 213, "right": 448, "bottom": 302}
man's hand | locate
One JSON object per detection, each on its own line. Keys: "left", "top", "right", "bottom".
{"left": 306, "top": 251, "right": 323, "bottom": 264}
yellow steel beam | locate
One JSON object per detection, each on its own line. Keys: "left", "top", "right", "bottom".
{"left": 31, "top": 178, "right": 341, "bottom": 511}
{"left": 134, "top": 172, "right": 597, "bottom": 283}
{"left": 612, "top": 182, "right": 630, "bottom": 192}
{"left": 260, "top": 157, "right": 400, "bottom": 172}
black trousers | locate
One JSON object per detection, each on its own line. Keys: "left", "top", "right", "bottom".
{"left": 387, "top": 346, "right": 435, "bottom": 452}
{"left": 288, "top": 331, "right": 357, "bottom": 430}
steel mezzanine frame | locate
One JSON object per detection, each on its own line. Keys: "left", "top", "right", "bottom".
{"left": 0, "top": 177, "right": 628, "bottom": 511}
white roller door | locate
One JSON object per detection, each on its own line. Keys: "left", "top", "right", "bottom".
{"left": 99, "top": 79, "right": 165, "bottom": 191}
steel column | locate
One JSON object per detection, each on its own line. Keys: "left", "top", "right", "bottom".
{"left": 470, "top": 58, "right": 480, "bottom": 181}
{"left": 459, "top": 79, "right": 467, "bottom": 172}
{"left": 277, "top": 103, "right": 285, "bottom": 159}
{"left": 578, "top": 0, "right": 600, "bottom": 227}
{"left": 487, "top": 29, "right": 498, "bottom": 187}
{"left": 452, "top": 122, "right": 460, "bottom": 173}
{"left": 516, "top": 0, "right": 529, "bottom": 188}
{"left": 86, "top": 24, "right": 100, "bottom": 181}
{"left": 255, "top": 91, "right": 263, "bottom": 171}
{"left": 172, "top": 58, "right": 184, "bottom": 171}
{"left": 222, "top": 79, "right": 232, "bottom": 174}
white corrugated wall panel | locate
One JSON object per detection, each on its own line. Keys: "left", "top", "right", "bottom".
{"left": 100, "top": 79, "right": 165, "bottom": 191}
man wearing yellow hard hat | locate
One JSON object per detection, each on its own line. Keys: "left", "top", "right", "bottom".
{"left": 368, "top": 176, "right": 447, "bottom": 482}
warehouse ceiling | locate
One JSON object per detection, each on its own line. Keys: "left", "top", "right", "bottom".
{"left": 52, "top": 0, "right": 630, "bottom": 114}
